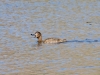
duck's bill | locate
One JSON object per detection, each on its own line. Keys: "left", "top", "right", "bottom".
{"left": 31, "top": 34, "right": 36, "bottom": 38}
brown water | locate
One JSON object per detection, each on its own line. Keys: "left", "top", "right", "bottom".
{"left": 0, "top": 0, "right": 100, "bottom": 75}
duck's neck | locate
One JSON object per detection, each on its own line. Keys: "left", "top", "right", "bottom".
{"left": 38, "top": 36, "right": 42, "bottom": 42}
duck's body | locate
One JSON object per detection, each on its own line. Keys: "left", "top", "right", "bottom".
{"left": 44, "top": 38, "right": 66, "bottom": 43}
{"left": 31, "top": 31, "right": 66, "bottom": 44}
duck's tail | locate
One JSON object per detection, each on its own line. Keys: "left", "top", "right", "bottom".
{"left": 63, "top": 39, "right": 67, "bottom": 42}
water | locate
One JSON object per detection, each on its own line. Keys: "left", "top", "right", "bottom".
{"left": 0, "top": 0, "right": 100, "bottom": 75}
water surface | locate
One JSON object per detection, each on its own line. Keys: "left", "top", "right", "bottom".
{"left": 0, "top": 0, "right": 100, "bottom": 75}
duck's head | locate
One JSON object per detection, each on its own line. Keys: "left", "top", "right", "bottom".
{"left": 31, "top": 31, "right": 42, "bottom": 38}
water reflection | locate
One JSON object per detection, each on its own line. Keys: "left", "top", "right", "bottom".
{"left": 67, "top": 38, "right": 100, "bottom": 43}
{"left": 37, "top": 41, "right": 42, "bottom": 46}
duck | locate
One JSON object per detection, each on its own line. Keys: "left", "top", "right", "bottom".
{"left": 31, "top": 31, "right": 67, "bottom": 44}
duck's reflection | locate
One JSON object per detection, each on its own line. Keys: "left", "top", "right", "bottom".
{"left": 37, "top": 41, "right": 42, "bottom": 46}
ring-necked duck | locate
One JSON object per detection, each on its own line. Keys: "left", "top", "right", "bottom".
{"left": 31, "top": 31, "right": 66, "bottom": 44}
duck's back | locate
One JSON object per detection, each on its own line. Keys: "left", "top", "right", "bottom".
{"left": 43, "top": 38, "right": 66, "bottom": 43}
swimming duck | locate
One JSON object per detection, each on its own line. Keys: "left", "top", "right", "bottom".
{"left": 31, "top": 31, "right": 66, "bottom": 44}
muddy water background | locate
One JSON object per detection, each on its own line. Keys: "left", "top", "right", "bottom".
{"left": 0, "top": 0, "right": 100, "bottom": 75}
